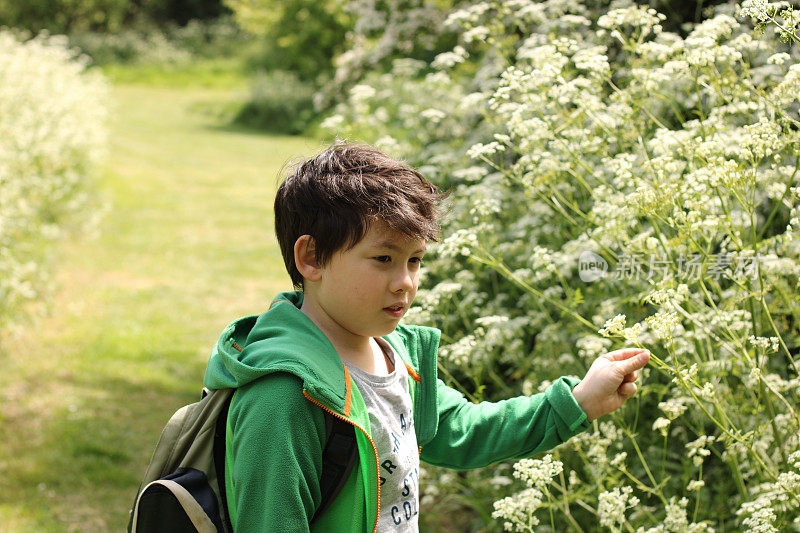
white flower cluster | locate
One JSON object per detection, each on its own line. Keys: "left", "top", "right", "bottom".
{"left": 576, "top": 334, "right": 612, "bottom": 361}
{"left": 439, "top": 228, "right": 480, "bottom": 258}
{"left": 687, "top": 479, "right": 706, "bottom": 491}
{"left": 643, "top": 285, "right": 689, "bottom": 306}
{"left": 740, "top": 118, "right": 786, "bottom": 160}
{"left": 439, "top": 334, "right": 477, "bottom": 367}
{"left": 491, "top": 455, "right": 564, "bottom": 531}
{"left": 738, "top": 495, "right": 779, "bottom": 532}
{"left": 432, "top": 45, "right": 468, "bottom": 70}
{"left": 598, "top": 313, "right": 626, "bottom": 337}
{"left": 748, "top": 335, "right": 780, "bottom": 352}
{"left": 739, "top": 0, "right": 771, "bottom": 21}
{"left": 572, "top": 45, "right": 610, "bottom": 77}
{"left": 646, "top": 310, "right": 680, "bottom": 340}
{"left": 467, "top": 141, "right": 507, "bottom": 160}
{"left": 598, "top": 485, "right": 640, "bottom": 528}
{"left": 349, "top": 83, "right": 376, "bottom": 102}
{"left": 653, "top": 417, "right": 671, "bottom": 437}
{"left": 0, "top": 31, "right": 108, "bottom": 325}
{"left": 492, "top": 487, "right": 543, "bottom": 531}
{"left": 686, "top": 435, "right": 716, "bottom": 467}
{"left": 597, "top": 6, "right": 666, "bottom": 37}
{"left": 512, "top": 454, "right": 563, "bottom": 490}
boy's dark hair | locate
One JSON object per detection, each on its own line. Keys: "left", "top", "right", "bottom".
{"left": 274, "top": 140, "right": 445, "bottom": 288}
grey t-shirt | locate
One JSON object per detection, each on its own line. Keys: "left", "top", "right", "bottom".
{"left": 343, "top": 338, "right": 420, "bottom": 532}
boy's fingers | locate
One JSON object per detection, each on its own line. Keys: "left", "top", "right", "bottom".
{"left": 604, "top": 348, "right": 647, "bottom": 361}
{"left": 615, "top": 350, "right": 650, "bottom": 375}
{"left": 622, "top": 371, "right": 638, "bottom": 383}
{"left": 618, "top": 381, "right": 637, "bottom": 399}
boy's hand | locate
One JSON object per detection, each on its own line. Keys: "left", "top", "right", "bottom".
{"left": 571, "top": 348, "right": 650, "bottom": 423}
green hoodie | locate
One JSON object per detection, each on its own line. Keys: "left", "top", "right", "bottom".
{"left": 203, "top": 291, "right": 590, "bottom": 533}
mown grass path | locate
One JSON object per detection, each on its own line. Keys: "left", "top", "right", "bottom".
{"left": 0, "top": 84, "right": 321, "bottom": 531}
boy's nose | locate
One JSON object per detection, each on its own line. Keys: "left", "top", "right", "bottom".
{"left": 391, "top": 267, "right": 415, "bottom": 293}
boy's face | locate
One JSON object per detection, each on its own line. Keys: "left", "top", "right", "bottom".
{"left": 306, "top": 220, "right": 426, "bottom": 344}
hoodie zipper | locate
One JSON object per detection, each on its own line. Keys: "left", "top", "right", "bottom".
{"left": 303, "top": 391, "right": 381, "bottom": 533}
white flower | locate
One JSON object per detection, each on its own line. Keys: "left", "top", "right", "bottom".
{"left": 664, "top": 496, "right": 690, "bottom": 530}
{"left": 467, "top": 141, "right": 506, "bottom": 159}
{"left": 611, "top": 452, "right": 628, "bottom": 468}
{"left": 644, "top": 288, "right": 675, "bottom": 305}
{"left": 572, "top": 46, "right": 610, "bottom": 76}
{"left": 349, "top": 84, "right": 376, "bottom": 101}
{"left": 687, "top": 479, "right": 706, "bottom": 491}
{"left": 646, "top": 310, "right": 680, "bottom": 339}
{"left": 0, "top": 31, "right": 108, "bottom": 324}
{"left": 622, "top": 322, "right": 645, "bottom": 343}
{"left": 739, "top": 0, "right": 771, "bottom": 22}
{"left": 659, "top": 397, "right": 689, "bottom": 420}
{"left": 439, "top": 228, "right": 479, "bottom": 258}
{"left": 789, "top": 450, "right": 800, "bottom": 469}
{"left": 748, "top": 335, "right": 780, "bottom": 353}
{"left": 653, "top": 417, "right": 671, "bottom": 437}
{"left": 598, "top": 486, "right": 640, "bottom": 528}
{"left": 599, "top": 314, "right": 627, "bottom": 337}
{"left": 492, "top": 488, "right": 542, "bottom": 530}
{"left": 439, "top": 334, "right": 477, "bottom": 367}
{"left": 767, "top": 52, "right": 790, "bottom": 65}
{"left": 741, "top": 505, "right": 778, "bottom": 533}
{"left": 512, "top": 455, "right": 563, "bottom": 490}
{"left": 463, "top": 25, "right": 490, "bottom": 43}
{"left": 672, "top": 364, "right": 699, "bottom": 385}
{"left": 740, "top": 118, "right": 784, "bottom": 160}
{"left": 577, "top": 335, "right": 612, "bottom": 360}
{"left": 432, "top": 46, "right": 468, "bottom": 69}
{"left": 597, "top": 6, "right": 666, "bottom": 38}
{"left": 320, "top": 114, "right": 345, "bottom": 130}
{"left": 420, "top": 108, "right": 447, "bottom": 123}
{"left": 686, "top": 435, "right": 715, "bottom": 467}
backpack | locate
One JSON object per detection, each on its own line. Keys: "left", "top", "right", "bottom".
{"left": 127, "top": 386, "right": 357, "bottom": 533}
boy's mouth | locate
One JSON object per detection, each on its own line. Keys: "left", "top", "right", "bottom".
{"left": 383, "top": 304, "right": 405, "bottom": 318}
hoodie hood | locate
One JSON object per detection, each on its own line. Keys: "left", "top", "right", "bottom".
{"left": 203, "top": 291, "right": 350, "bottom": 413}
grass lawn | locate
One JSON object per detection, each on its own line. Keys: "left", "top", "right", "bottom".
{"left": 0, "top": 82, "right": 323, "bottom": 531}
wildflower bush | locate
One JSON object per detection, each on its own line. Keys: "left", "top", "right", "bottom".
{"left": 324, "top": 0, "right": 800, "bottom": 530}
{"left": 0, "top": 31, "right": 108, "bottom": 330}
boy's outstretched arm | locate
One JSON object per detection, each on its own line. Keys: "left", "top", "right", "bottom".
{"left": 571, "top": 348, "right": 651, "bottom": 422}
{"left": 420, "top": 375, "right": 592, "bottom": 469}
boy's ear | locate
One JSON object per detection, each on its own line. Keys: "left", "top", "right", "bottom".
{"left": 294, "top": 235, "right": 322, "bottom": 282}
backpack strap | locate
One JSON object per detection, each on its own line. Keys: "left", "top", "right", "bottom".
{"left": 213, "top": 391, "right": 234, "bottom": 532}
{"left": 311, "top": 412, "right": 358, "bottom": 524}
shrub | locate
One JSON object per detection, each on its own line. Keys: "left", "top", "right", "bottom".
{"left": 0, "top": 31, "right": 108, "bottom": 330}
{"left": 224, "top": 0, "right": 352, "bottom": 83}
{"left": 233, "top": 69, "right": 316, "bottom": 134}
{"left": 324, "top": 0, "right": 800, "bottom": 530}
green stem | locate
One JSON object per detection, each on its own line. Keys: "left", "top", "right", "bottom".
{"left": 693, "top": 464, "right": 703, "bottom": 523}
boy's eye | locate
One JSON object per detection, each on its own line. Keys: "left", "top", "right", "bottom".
{"left": 410, "top": 257, "right": 424, "bottom": 265}
{"left": 374, "top": 256, "right": 391, "bottom": 263}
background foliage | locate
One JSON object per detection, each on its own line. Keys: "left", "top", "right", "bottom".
{"left": 0, "top": 30, "right": 108, "bottom": 330}
{"left": 323, "top": 0, "right": 800, "bottom": 530}
{"left": 3, "top": 0, "right": 800, "bottom": 530}
{"left": 0, "top": 0, "right": 229, "bottom": 34}
{"left": 224, "top": 0, "right": 352, "bottom": 84}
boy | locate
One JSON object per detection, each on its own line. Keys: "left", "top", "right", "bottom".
{"left": 202, "top": 141, "right": 649, "bottom": 532}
